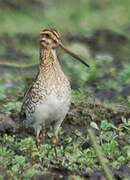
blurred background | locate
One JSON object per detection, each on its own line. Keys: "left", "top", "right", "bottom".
{"left": 0, "top": 0, "right": 130, "bottom": 113}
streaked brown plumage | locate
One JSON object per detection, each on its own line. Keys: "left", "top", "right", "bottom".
{"left": 20, "top": 29, "right": 89, "bottom": 156}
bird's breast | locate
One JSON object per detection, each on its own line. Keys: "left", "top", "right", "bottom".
{"left": 24, "top": 78, "right": 71, "bottom": 128}
{"left": 30, "top": 89, "right": 71, "bottom": 128}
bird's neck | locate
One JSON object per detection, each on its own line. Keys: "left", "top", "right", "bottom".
{"left": 39, "top": 46, "right": 59, "bottom": 70}
{"left": 38, "top": 45, "right": 65, "bottom": 84}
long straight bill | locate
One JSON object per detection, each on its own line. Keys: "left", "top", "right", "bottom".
{"left": 59, "top": 42, "right": 90, "bottom": 68}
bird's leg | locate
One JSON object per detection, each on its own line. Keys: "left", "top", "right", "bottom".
{"left": 53, "top": 120, "right": 63, "bottom": 158}
{"left": 73, "top": 142, "right": 77, "bottom": 154}
{"left": 52, "top": 134, "right": 58, "bottom": 158}
{"left": 42, "top": 127, "right": 46, "bottom": 137}
{"left": 36, "top": 135, "right": 40, "bottom": 151}
{"left": 36, "top": 126, "right": 41, "bottom": 151}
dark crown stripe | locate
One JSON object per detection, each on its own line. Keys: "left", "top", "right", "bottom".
{"left": 40, "top": 29, "right": 60, "bottom": 39}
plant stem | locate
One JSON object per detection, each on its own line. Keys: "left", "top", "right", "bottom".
{"left": 88, "top": 128, "right": 114, "bottom": 180}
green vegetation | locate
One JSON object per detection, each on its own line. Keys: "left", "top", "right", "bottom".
{"left": 0, "top": 0, "right": 130, "bottom": 179}
{"left": 0, "top": 82, "right": 130, "bottom": 178}
{"left": 0, "top": 117, "right": 129, "bottom": 179}
{"left": 0, "top": 0, "right": 130, "bottom": 35}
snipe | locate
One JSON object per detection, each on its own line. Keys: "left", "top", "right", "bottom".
{"left": 20, "top": 29, "right": 89, "bottom": 156}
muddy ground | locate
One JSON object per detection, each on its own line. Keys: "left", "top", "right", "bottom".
{"left": 0, "top": 99, "right": 130, "bottom": 179}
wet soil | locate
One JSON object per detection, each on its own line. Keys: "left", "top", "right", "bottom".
{"left": 1, "top": 100, "right": 130, "bottom": 135}
{"left": 66, "top": 28, "right": 130, "bottom": 59}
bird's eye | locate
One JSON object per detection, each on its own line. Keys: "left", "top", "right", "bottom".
{"left": 53, "top": 40, "right": 57, "bottom": 43}
{"left": 44, "top": 34, "right": 50, "bottom": 38}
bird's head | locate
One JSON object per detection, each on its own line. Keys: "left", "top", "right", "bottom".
{"left": 40, "top": 29, "right": 60, "bottom": 49}
{"left": 40, "top": 29, "right": 90, "bottom": 68}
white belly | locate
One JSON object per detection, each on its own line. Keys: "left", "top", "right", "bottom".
{"left": 25, "top": 93, "right": 71, "bottom": 129}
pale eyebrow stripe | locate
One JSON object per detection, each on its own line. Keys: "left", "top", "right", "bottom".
{"left": 51, "top": 30, "right": 60, "bottom": 39}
